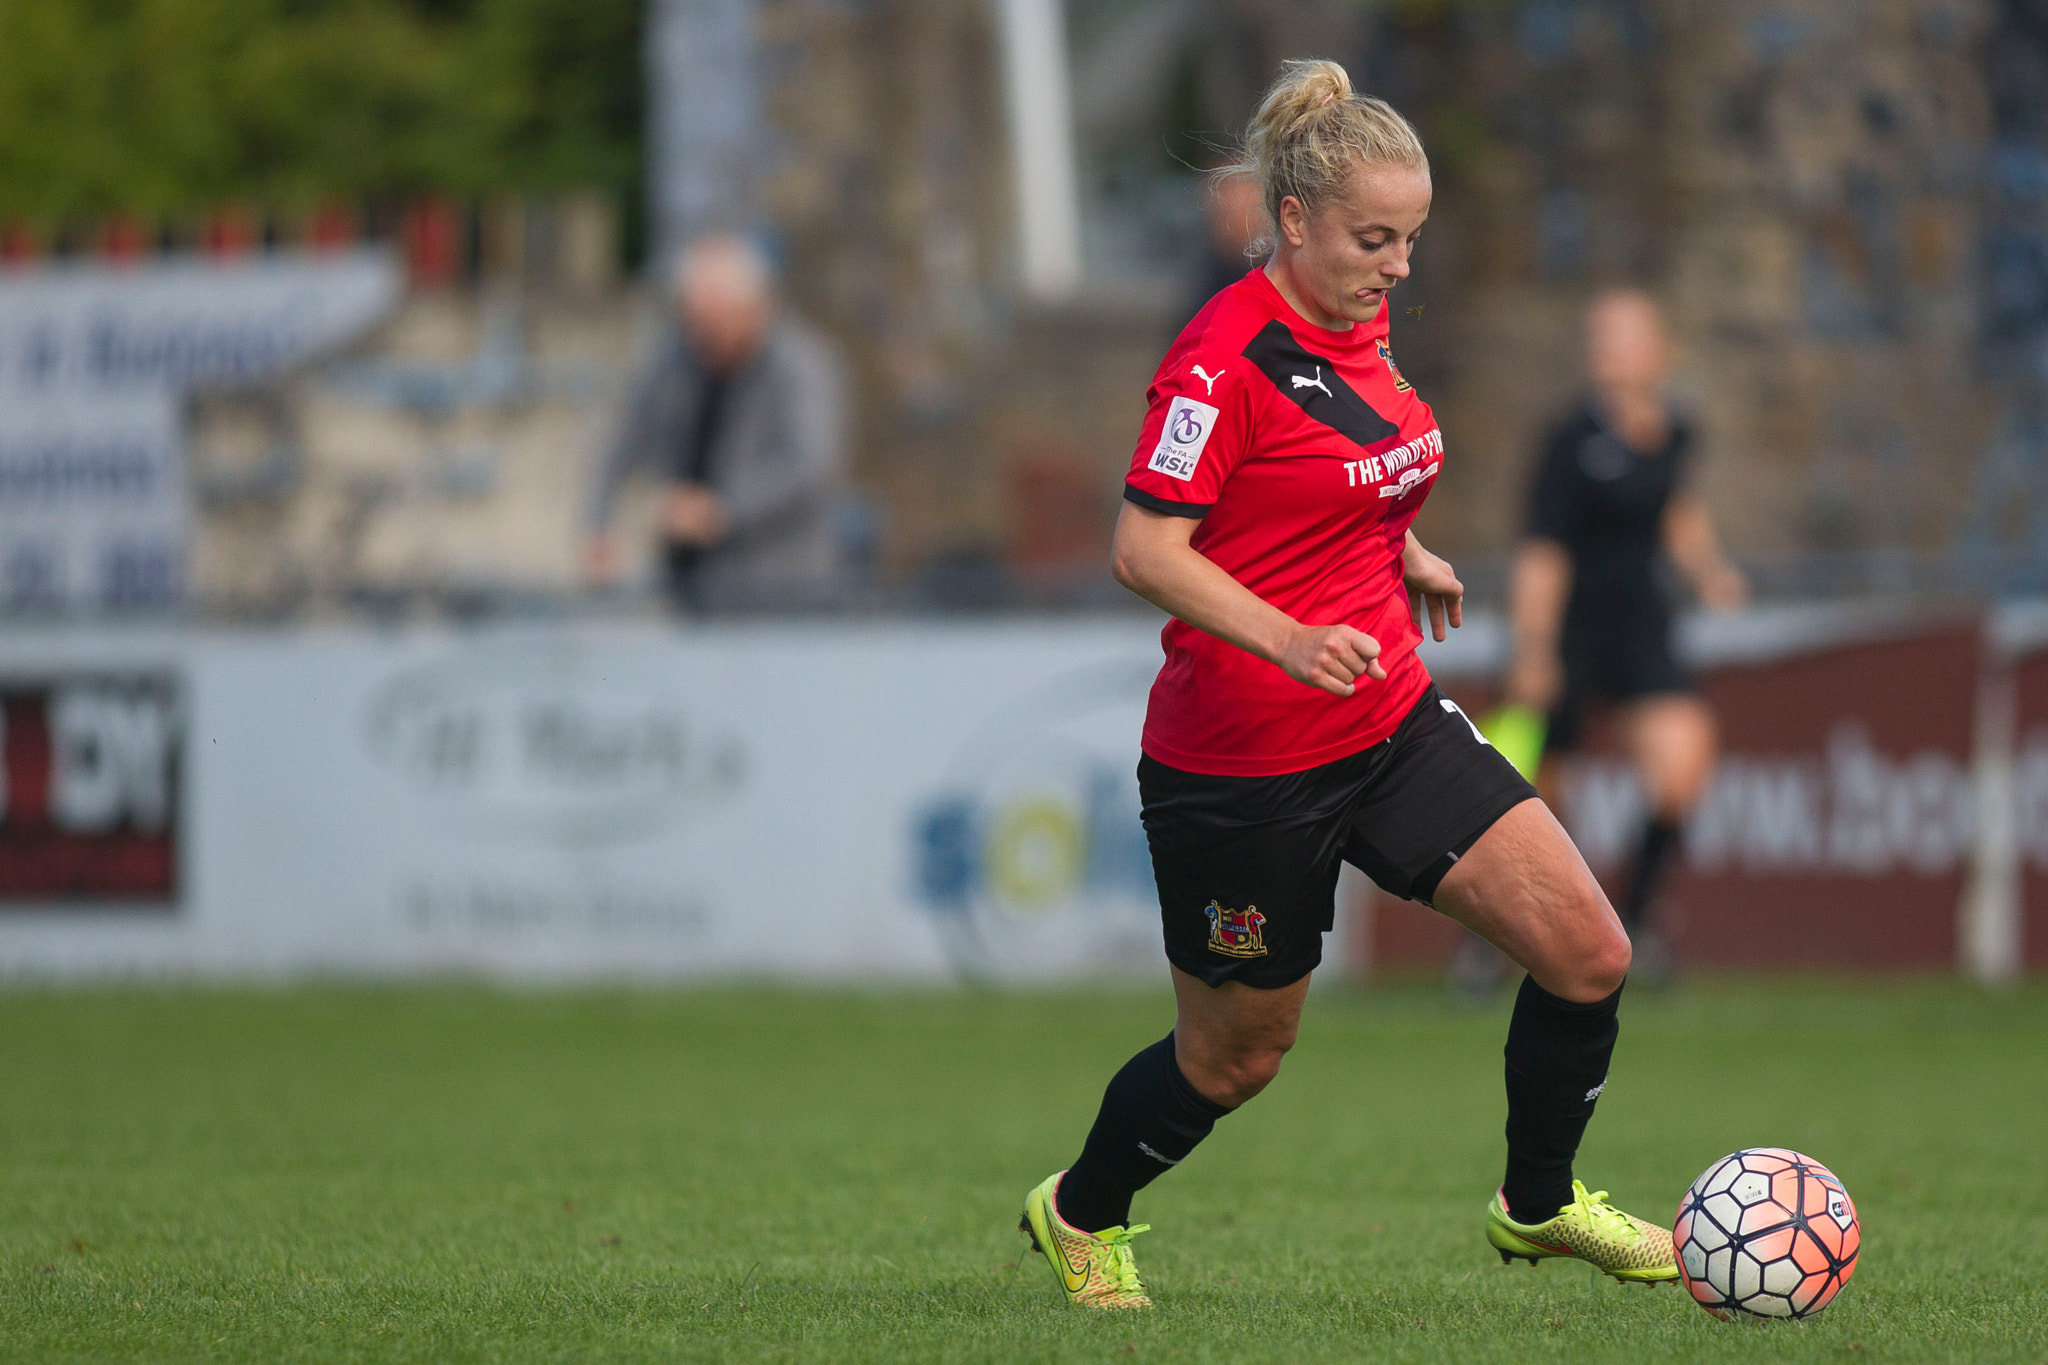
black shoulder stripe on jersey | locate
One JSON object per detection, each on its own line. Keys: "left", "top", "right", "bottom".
{"left": 1124, "top": 484, "right": 1211, "bottom": 518}
{"left": 1240, "top": 319, "right": 1399, "bottom": 449}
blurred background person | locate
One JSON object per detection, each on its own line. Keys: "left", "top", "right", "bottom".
{"left": 1466, "top": 290, "right": 1745, "bottom": 994}
{"left": 1178, "top": 168, "right": 1267, "bottom": 329}
{"left": 585, "top": 234, "right": 848, "bottom": 614}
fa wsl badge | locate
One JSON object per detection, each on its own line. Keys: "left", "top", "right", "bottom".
{"left": 1149, "top": 395, "right": 1220, "bottom": 482}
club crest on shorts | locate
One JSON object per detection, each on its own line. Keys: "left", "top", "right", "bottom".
{"left": 1205, "top": 901, "right": 1267, "bottom": 958}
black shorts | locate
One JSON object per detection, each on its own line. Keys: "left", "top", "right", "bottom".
{"left": 1547, "top": 617, "right": 1693, "bottom": 753}
{"left": 1139, "top": 684, "right": 1538, "bottom": 990}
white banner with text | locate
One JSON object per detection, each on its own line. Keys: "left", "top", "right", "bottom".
{"left": 0, "top": 253, "right": 399, "bottom": 609}
{"left": 0, "top": 620, "right": 1168, "bottom": 980}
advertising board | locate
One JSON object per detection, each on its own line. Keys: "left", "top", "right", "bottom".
{"left": 1375, "top": 614, "right": 1983, "bottom": 972}
{"left": 0, "top": 253, "right": 398, "bottom": 610}
{"left": 0, "top": 610, "right": 2009, "bottom": 981}
{"left": 0, "top": 620, "right": 1168, "bottom": 980}
{"left": 1999, "top": 608, "right": 2048, "bottom": 972}
{"left": 0, "top": 673, "right": 179, "bottom": 904}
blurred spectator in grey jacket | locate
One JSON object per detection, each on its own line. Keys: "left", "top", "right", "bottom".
{"left": 585, "top": 235, "right": 849, "bottom": 612}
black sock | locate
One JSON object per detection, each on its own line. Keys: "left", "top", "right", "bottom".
{"left": 1055, "top": 1033, "right": 1234, "bottom": 1233}
{"left": 1619, "top": 818, "right": 1682, "bottom": 932}
{"left": 1501, "top": 975, "right": 1622, "bottom": 1225}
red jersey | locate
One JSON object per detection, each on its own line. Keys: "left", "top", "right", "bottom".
{"left": 1123, "top": 269, "right": 1443, "bottom": 776}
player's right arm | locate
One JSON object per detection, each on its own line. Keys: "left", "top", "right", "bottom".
{"left": 1111, "top": 501, "right": 1386, "bottom": 697}
{"left": 1117, "top": 342, "right": 1386, "bottom": 697}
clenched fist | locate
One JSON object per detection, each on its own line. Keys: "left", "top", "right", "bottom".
{"left": 1280, "top": 623, "right": 1387, "bottom": 697}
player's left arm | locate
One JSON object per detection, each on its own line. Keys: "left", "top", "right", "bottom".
{"left": 1663, "top": 493, "right": 1746, "bottom": 611}
{"left": 1402, "top": 530, "right": 1464, "bottom": 642}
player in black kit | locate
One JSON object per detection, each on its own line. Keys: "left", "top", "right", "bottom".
{"left": 1466, "top": 291, "right": 1745, "bottom": 991}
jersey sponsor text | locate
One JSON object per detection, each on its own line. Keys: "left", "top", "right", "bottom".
{"left": 1341, "top": 426, "right": 1444, "bottom": 499}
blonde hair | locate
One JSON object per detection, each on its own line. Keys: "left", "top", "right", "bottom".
{"left": 1231, "top": 59, "right": 1427, "bottom": 238}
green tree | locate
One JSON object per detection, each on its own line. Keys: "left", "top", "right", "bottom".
{"left": 0, "top": 0, "right": 640, "bottom": 222}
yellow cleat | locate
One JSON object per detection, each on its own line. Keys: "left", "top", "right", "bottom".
{"left": 1019, "top": 1171, "right": 1153, "bottom": 1309}
{"left": 1486, "top": 1180, "right": 1680, "bottom": 1284}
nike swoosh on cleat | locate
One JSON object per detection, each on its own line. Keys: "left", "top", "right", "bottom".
{"left": 1053, "top": 1235, "right": 1090, "bottom": 1294}
{"left": 1036, "top": 1195, "right": 1091, "bottom": 1294}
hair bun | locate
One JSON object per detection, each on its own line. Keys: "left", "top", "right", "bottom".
{"left": 1271, "top": 61, "right": 1352, "bottom": 134}
{"left": 1230, "top": 58, "right": 1426, "bottom": 239}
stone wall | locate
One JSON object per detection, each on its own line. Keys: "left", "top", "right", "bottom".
{"left": 189, "top": 290, "right": 647, "bottom": 618}
{"left": 1384, "top": 0, "right": 1994, "bottom": 588}
{"left": 188, "top": 0, "right": 2025, "bottom": 615}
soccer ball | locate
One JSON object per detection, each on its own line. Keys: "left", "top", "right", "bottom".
{"left": 1672, "top": 1148, "right": 1860, "bottom": 1320}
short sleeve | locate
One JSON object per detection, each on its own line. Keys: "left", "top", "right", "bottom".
{"left": 1525, "top": 420, "right": 1583, "bottom": 545}
{"left": 1123, "top": 352, "right": 1255, "bottom": 518}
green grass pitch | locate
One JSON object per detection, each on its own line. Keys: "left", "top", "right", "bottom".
{"left": 3, "top": 978, "right": 2045, "bottom": 1362}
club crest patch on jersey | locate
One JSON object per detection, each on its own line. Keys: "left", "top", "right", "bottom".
{"left": 1377, "top": 338, "right": 1413, "bottom": 392}
{"left": 1149, "top": 394, "right": 1221, "bottom": 482}
{"left": 1205, "top": 901, "right": 1267, "bottom": 958}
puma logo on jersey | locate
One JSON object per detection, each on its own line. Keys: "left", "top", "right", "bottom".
{"left": 1189, "top": 364, "right": 1222, "bottom": 395}
{"left": 1292, "top": 366, "right": 1333, "bottom": 398}
{"left": 1241, "top": 320, "right": 1398, "bottom": 446}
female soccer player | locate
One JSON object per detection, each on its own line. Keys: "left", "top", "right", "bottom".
{"left": 1018, "top": 61, "right": 1679, "bottom": 1310}
{"left": 1497, "top": 291, "right": 1747, "bottom": 984}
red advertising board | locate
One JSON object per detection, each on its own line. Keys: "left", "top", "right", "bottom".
{"left": 2007, "top": 649, "right": 2048, "bottom": 972}
{"left": 0, "top": 676, "right": 179, "bottom": 903}
{"left": 1368, "top": 622, "right": 1980, "bottom": 972}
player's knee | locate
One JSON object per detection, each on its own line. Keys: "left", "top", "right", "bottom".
{"left": 1579, "top": 928, "right": 1632, "bottom": 999}
{"left": 1543, "top": 897, "right": 1631, "bottom": 1001}
{"left": 1213, "top": 1044, "right": 1289, "bottom": 1106}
